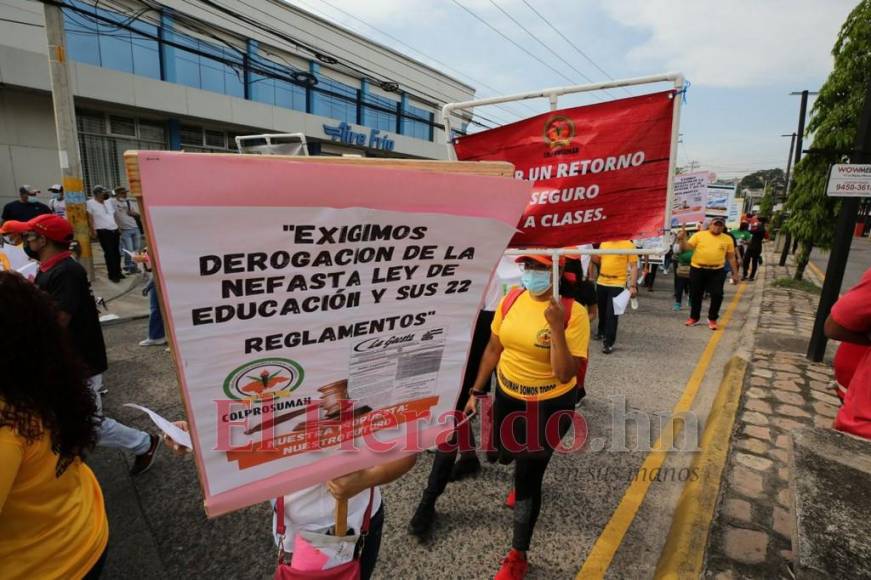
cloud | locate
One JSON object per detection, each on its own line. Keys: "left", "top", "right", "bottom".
{"left": 599, "top": 0, "right": 856, "bottom": 87}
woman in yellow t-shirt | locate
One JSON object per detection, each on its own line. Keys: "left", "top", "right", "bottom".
{"left": 465, "top": 255, "right": 589, "bottom": 580}
{"left": 0, "top": 271, "right": 109, "bottom": 579}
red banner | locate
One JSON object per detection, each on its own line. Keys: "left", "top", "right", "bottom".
{"left": 454, "top": 91, "right": 676, "bottom": 247}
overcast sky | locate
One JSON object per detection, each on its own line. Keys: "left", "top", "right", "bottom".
{"left": 288, "top": 0, "right": 857, "bottom": 180}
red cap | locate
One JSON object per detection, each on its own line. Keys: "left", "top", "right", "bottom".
{"left": 0, "top": 220, "right": 29, "bottom": 235}
{"left": 26, "top": 214, "right": 74, "bottom": 243}
{"left": 514, "top": 254, "right": 566, "bottom": 267}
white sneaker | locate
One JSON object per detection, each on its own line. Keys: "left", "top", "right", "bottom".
{"left": 139, "top": 337, "right": 167, "bottom": 347}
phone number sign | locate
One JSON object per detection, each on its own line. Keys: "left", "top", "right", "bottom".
{"left": 826, "top": 164, "right": 871, "bottom": 197}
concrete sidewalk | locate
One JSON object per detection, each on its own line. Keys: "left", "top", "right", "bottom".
{"left": 86, "top": 243, "right": 151, "bottom": 323}
{"left": 704, "top": 250, "right": 842, "bottom": 578}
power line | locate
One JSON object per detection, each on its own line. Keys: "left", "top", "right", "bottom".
{"left": 0, "top": 16, "right": 42, "bottom": 27}
{"left": 298, "top": 0, "right": 538, "bottom": 120}
{"left": 519, "top": 0, "right": 633, "bottom": 97}
{"left": 213, "top": 0, "right": 509, "bottom": 127}
{"left": 488, "top": 0, "right": 617, "bottom": 99}
{"left": 449, "top": 0, "right": 597, "bottom": 97}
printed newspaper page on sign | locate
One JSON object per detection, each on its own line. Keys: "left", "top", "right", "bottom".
{"left": 131, "top": 152, "right": 530, "bottom": 516}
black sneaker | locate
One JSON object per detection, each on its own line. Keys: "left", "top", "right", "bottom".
{"left": 130, "top": 434, "right": 161, "bottom": 475}
{"left": 450, "top": 454, "right": 481, "bottom": 481}
{"left": 409, "top": 500, "right": 436, "bottom": 538}
{"left": 602, "top": 345, "right": 614, "bottom": 354}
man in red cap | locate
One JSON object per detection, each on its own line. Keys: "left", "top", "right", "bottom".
{"left": 23, "top": 214, "right": 160, "bottom": 475}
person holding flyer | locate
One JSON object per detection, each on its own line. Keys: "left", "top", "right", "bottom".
{"left": 464, "top": 254, "right": 589, "bottom": 580}
{"left": 591, "top": 240, "right": 638, "bottom": 354}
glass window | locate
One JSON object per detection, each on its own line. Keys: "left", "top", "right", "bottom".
{"left": 204, "top": 129, "right": 226, "bottom": 148}
{"left": 63, "top": 1, "right": 160, "bottom": 79}
{"left": 403, "top": 103, "right": 433, "bottom": 141}
{"left": 138, "top": 120, "right": 166, "bottom": 144}
{"left": 172, "top": 32, "right": 245, "bottom": 98}
{"left": 63, "top": 1, "right": 100, "bottom": 66}
{"left": 250, "top": 54, "right": 306, "bottom": 112}
{"left": 312, "top": 75, "right": 357, "bottom": 124}
{"left": 180, "top": 125, "right": 203, "bottom": 147}
{"left": 363, "top": 93, "right": 397, "bottom": 133}
{"left": 109, "top": 115, "right": 136, "bottom": 137}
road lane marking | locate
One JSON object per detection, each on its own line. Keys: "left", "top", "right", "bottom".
{"left": 807, "top": 259, "right": 825, "bottom": 282}
{"left": 577, "top": 283, "right": 748, "bottom": 579}
{"left": 653, "top": 356, "right": 747, "bottom": 578}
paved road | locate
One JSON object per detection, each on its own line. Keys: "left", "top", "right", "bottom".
{"left": 91, "top": 271, "right": 756, "bottom": 579}
{"left": 810, "top": 235, "right": 871, "bottom": 290}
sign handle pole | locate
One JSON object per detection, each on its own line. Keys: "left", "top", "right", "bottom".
{"left": 335, "top": 498, "right": 349, "bottom": 536}
{"left": 806, "top": 79, "right": 871, "bottom": 362}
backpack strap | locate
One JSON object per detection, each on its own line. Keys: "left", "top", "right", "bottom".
{"left": 501, "top": 287, "right": 525, "bottom": 318}
{"left": 502, "top": 286, "right": 574, "bottom": 329}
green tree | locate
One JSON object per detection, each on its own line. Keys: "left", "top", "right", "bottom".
{"left": 758, "top": 185, "right": 775, "bottom": 220}
{"left": 739, "top": 168, "right": 786, "bottom": 193}
{"left": 784, "top": 0, "right": 871, "bottom": 280}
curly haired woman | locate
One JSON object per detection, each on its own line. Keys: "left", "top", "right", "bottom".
{"left": 0, "top": 271, "right": 109, "bottom": 579}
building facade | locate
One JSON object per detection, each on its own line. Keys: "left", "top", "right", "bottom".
{"left": 0, "top": 0, "right": 474, "bottom": 208}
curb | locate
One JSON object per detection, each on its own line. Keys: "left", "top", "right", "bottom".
{"left": 653, "top": 356, "right": 748, "bottom": 579}
{"left": 652, "top": 252, "right": 769, "bottom": 578}
{"left": 101, "top": 312, "right": 150, "bottom": 327}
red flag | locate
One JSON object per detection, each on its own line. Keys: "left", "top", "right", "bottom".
{"left": 454, "top": 91, "right": 676, "bottom": 248}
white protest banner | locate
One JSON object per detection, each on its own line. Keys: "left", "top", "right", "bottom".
{"left": 705, "top": 183, "right": 736, "bottom": 219}
{"left": 671, "top": 172, "right": 708, "bottom": 227}
{"left": 131, "top": 152, "right": 529, "bottom": 516}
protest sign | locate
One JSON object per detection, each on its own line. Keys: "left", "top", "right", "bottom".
{"left": 453, "top": 91, "right": 676, "bottom": 247}
{"left": 706, "top": 183, "right": 736, "bottom": 219}
{"left": 672, "top": 172, "right": 709, "bottom": 227}
{"left": 127, "top": 152, "right": 529, "bottom": 516}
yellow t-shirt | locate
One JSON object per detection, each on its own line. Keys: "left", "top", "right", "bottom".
{"left": 687, "top": 230, "right": 735, "bottom": 268}
{"left": 491, "top": 291, "right": 590, "bottom": 401}
{"left": 597, "top": 240, "right": 638, "bottom": 287}
{"left": 0, "top": 424, "right": 109, "bottom": 580}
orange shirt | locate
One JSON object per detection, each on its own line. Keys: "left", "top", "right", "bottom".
{"left": 0, "top": 422, "right": 109, "bottom": 579}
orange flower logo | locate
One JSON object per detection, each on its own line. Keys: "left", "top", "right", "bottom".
{"left": 543, "top": 115, "right": 574, "bottom": 149}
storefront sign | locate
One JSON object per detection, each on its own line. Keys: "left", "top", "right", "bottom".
{"left": 323, "top": 121, "right": 395, "bottom": 152}
{"left": 135, "top": 152, "right": 529, "bottom": 516}
{"left": 453, "top": 91, "right": 676, "bottom": 247}
{"left": 826, "top": 164, "right": 871, "bottom": 197}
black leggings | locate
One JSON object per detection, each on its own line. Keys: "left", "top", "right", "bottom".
{"left": 742, "top": 249, "right": 760, "bottom": 279}
{"left": 494, "top": 387, "right": 576, "bottom": 551}
{"left": 422, "top": 310, "right": 495, "bottom": 501}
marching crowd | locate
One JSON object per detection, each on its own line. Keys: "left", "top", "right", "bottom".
{"left": 1, "top": 187, "right": 868, "bottom": 579}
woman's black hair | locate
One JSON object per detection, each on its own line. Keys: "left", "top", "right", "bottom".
{"left": 0, "top": 271, "right": 98, "bottom": 475}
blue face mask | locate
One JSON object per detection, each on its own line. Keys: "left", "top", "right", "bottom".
{"left": 521, "top": 269, "right": 551, "bottom": 295}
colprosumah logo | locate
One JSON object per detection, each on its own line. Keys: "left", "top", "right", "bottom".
{"left": 543, "top": 114, "right": 575, "bottom": 150}
{"left": 223, "top": 357, "right": 304, "bottom": 401}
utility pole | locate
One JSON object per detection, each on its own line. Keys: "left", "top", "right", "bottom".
{"left": 781, "top": 132, "right": 797, "bottom": 199}
{"left": 779, "top": 90, "right": 817, "bottom": 266}
{"left": 43, "top": 3, "right": 93, "bottom": 278}
{"left": 806, "top": 79, "right": 871, "bottom": 362}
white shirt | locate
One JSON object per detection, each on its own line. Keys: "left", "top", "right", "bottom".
{"left": 272, "top": 484, "right": 382, "bottom": 552}
{"left": 114, "top": 197, "right": 140, "bottom": 230}
{"left": 49, "top": 197, "right": 66, "bottom": 217}
{"left": 0, "top": 243, "right": 37, "bottom": 280}
{"left": 87, "top": 198, "right": 118, "bottom": 230}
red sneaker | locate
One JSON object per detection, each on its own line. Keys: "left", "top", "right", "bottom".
{"left": 684, "top": 318, "right": 700, "bottom": 327}
{"left": 708, "top": 319, "right": 718, "bottom": 331}
{"left": 505, "top": 488, "right": 516, "bottom": 509}
{"left": 494, "top": 549, "right": 528, "bottom": 580}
